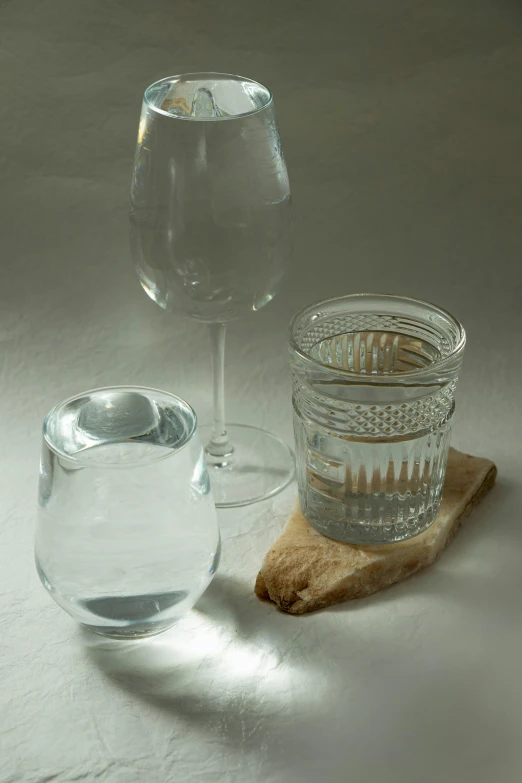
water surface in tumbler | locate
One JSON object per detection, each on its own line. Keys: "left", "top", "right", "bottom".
{"left": 308, "top": 330, "right": 442, "bottom": 375}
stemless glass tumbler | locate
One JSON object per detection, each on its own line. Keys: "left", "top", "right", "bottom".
{"left": 35, "top": 387, "right": 220, "bottom": 638}
{"left": 289, "top": 295, "right": 466, "bottom": 545}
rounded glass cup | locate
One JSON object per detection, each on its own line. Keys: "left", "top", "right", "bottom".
{"left": 35, "top": 386, "right": 220, "bottom": 638}
{"left": 289, "top": 294, "right": 466, "bottom": 545}
{"left": 130, "top": 72, "right": 294, "bottom": 507}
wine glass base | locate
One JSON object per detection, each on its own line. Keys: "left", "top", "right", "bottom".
{"left": 199, "top": 423, "right": 295, "bottom": 508}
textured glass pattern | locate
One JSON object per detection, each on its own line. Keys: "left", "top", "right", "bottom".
{"left": 293, "top": 379, "right": 457, "bottom": 437}
{"left": 289, "top": 295, "right": 465, "bottom": 544}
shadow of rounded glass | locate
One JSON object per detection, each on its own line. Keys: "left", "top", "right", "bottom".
{"left": 81, "top": 574, "right": 326, "bottom": 738}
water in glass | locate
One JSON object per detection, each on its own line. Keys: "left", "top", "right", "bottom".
{"left": 128, "top": 73, "right": 295, "bottom": 507}
{"left": 290, "top": 296, "right": 466, "bottom": 545}
{"left": 130, "top": 74, "right": 291, "bottom": 323}
{"left": 36, "top": 388, "right": 220, "bottom": 638}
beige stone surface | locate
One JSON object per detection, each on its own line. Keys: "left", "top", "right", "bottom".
{"left": 256, "top": 448, "right": 497, "bottom": 614}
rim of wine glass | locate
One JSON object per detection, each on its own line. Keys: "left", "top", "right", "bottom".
{"left": 144, "top": 72, "right": 274, "bottom": 121}
{"left": 42, "top": 385, "right": 198, "bottom": 467}
{"left": 288, "top": 292, "right": 466, "bottom": 383}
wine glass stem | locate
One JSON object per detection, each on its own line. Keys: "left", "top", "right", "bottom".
{"left": 206, "top": 322, "right": 234, "bottom": 462}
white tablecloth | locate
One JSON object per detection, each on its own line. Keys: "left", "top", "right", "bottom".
{"left": 2, "top": 1, "right": 521, "bottom": 781}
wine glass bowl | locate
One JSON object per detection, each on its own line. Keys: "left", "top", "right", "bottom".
{"left": 130, "top": 73, "right": 292, "bottom": 324}
{"left": 130, "top": 73, "right": 294, "bottom": 506}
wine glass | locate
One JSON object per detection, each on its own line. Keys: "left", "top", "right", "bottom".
{"left": 130, "top": 73, "right": 294, "bottom": 507}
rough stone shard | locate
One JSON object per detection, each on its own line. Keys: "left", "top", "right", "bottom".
{"left": 255, "top": 448, "right": 497, "bottom": 614}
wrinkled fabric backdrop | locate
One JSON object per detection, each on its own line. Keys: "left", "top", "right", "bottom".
{"left": 1, "top": 2, "right": 521, "bottom": 782}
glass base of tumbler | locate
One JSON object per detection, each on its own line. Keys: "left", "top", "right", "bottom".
{"left": 82, "top": 622, "right": 176, "bottom": 640}
{"left": 199, "top": 423, "right": 295, "bottom": 508}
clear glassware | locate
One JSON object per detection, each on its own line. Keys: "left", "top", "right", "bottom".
{"left": 289, "top": 294, "right": 466, "bottom": 544}
{"left": 35, "top": 386, "right": 220, "bottom": 638}
{"left": 130, "top": 72, "right": 294, "bottom": 507}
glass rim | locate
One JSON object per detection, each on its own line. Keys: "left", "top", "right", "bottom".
{"left": 288, "top": 293, "right": 466, "bottom": 382}
{"left": 143, "top": 72, "right": 274, "bottom": 122}
{"left": 42, "top": 385, "right": 198, "bottom": 467}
